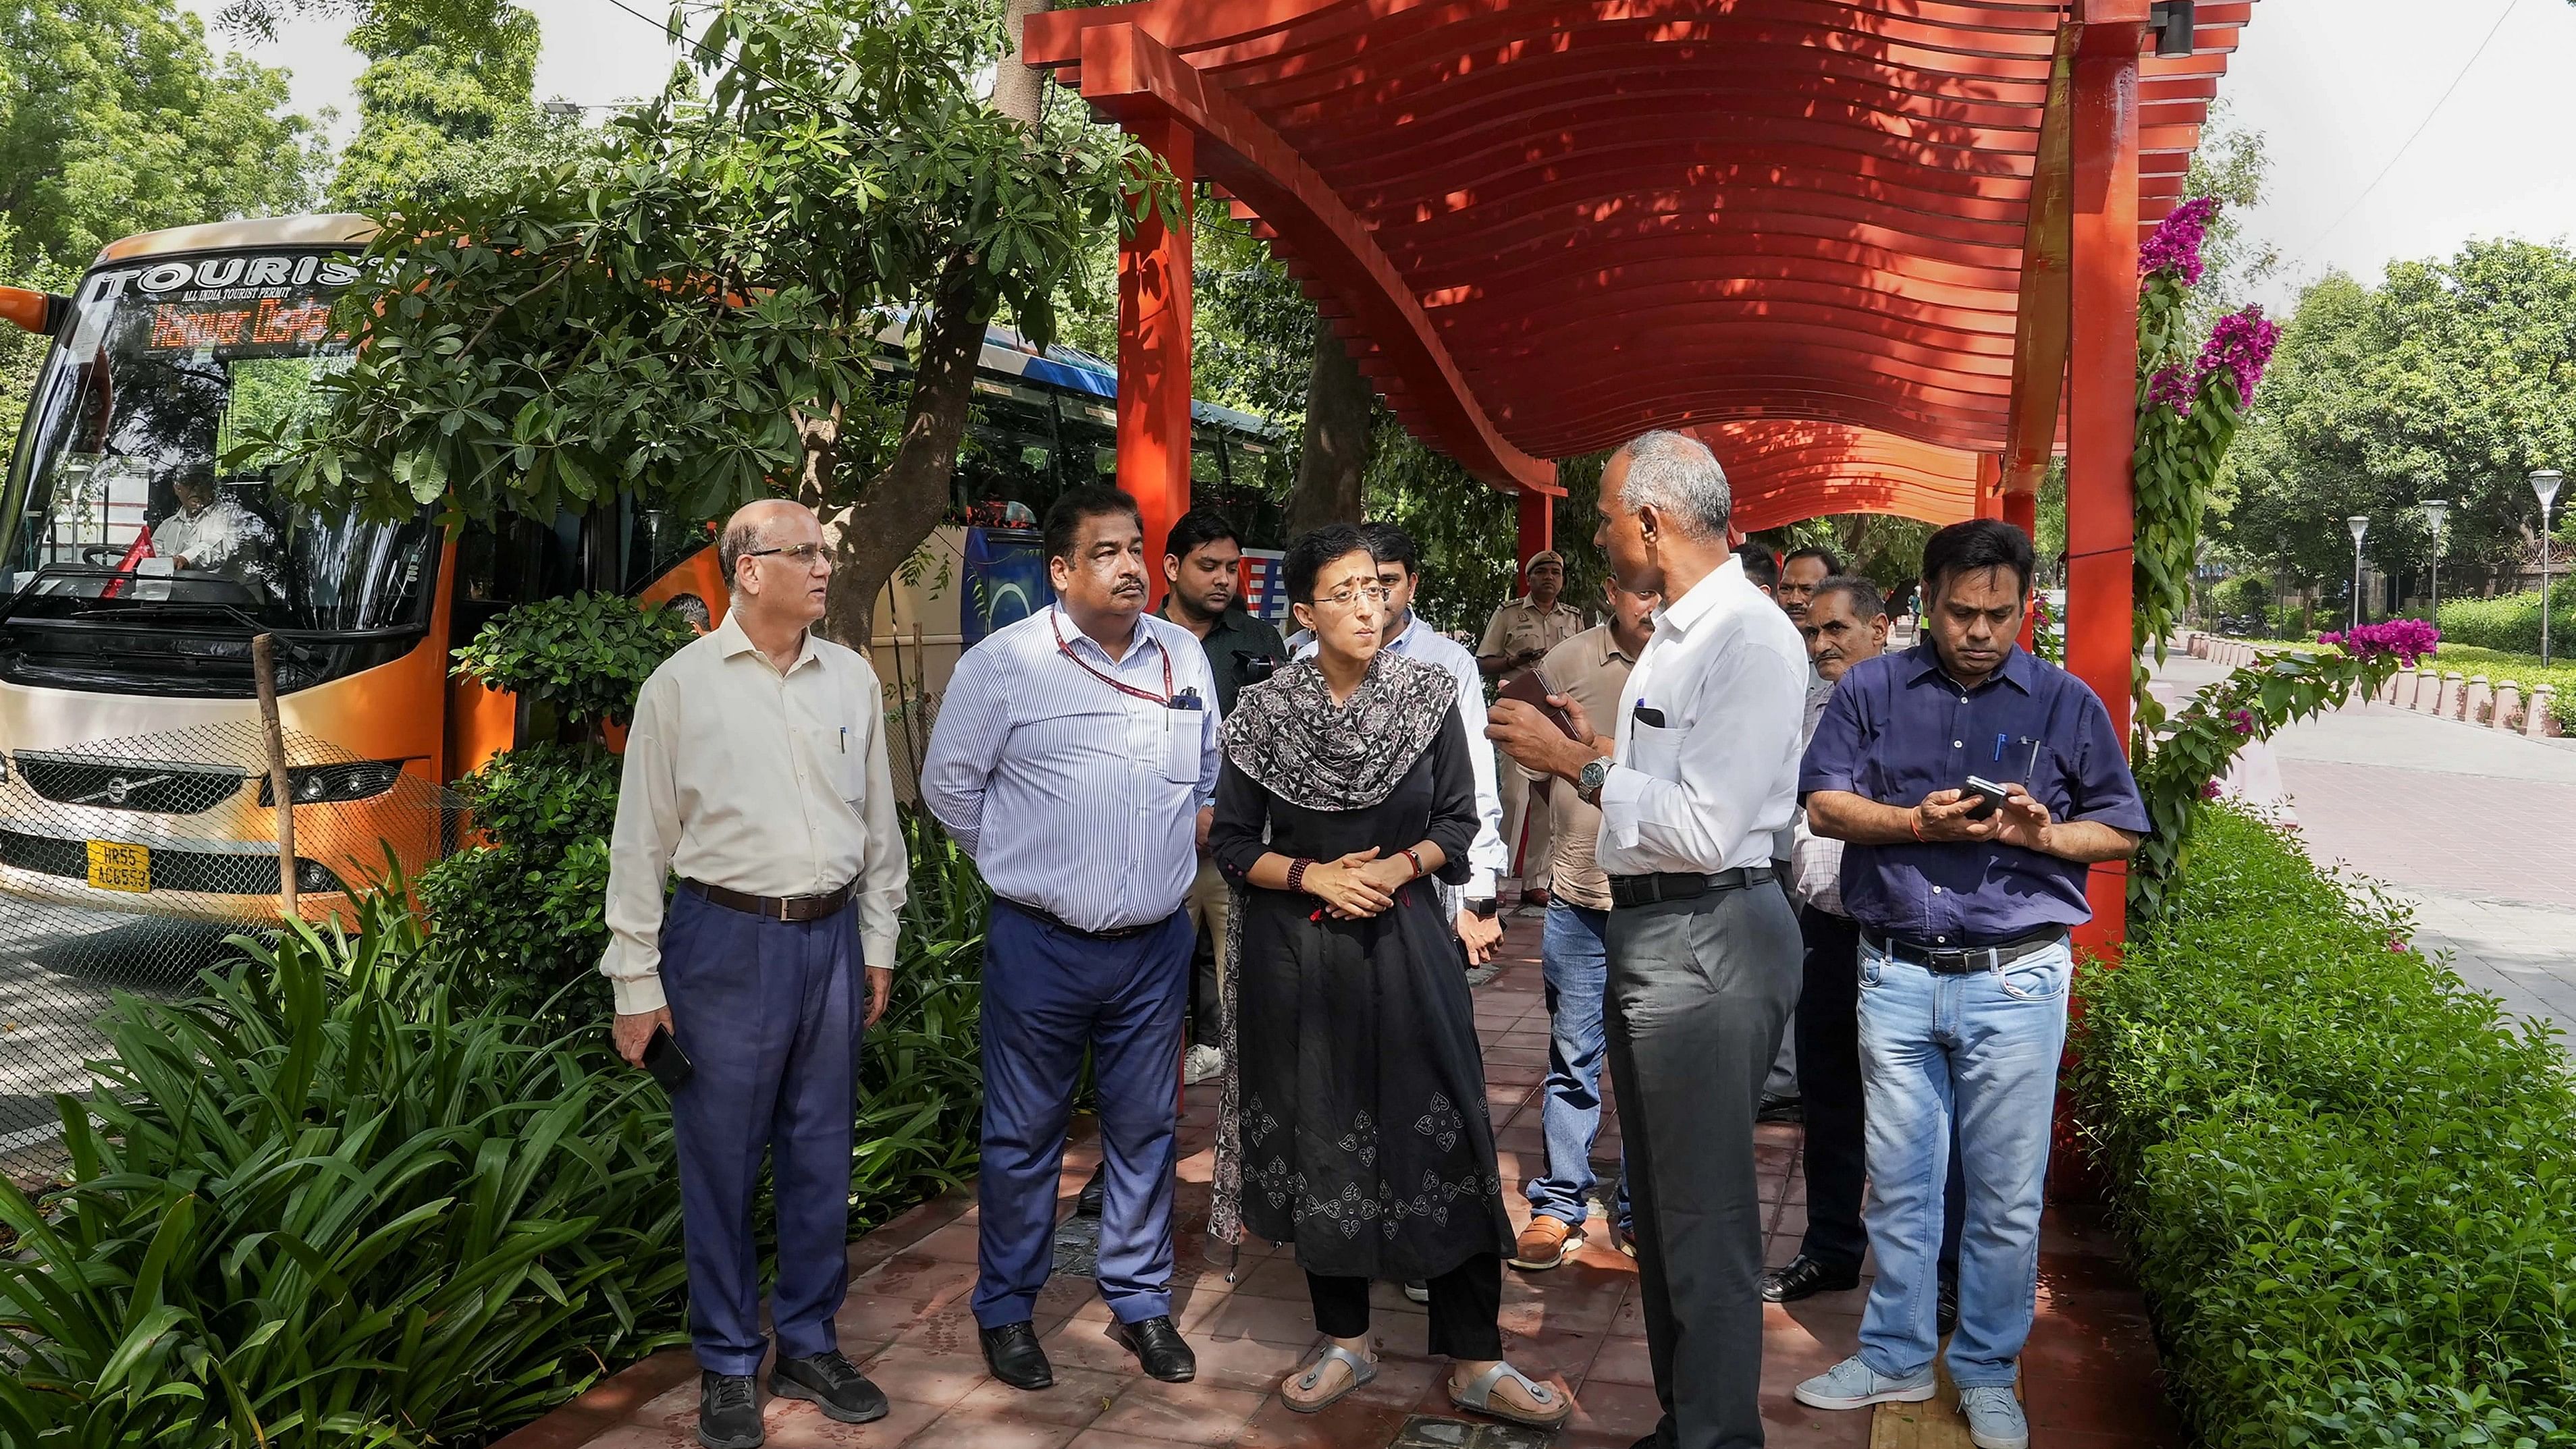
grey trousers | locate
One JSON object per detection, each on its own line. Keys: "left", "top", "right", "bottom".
{"left": 1605, "top": 878, "right": 1802, "bottom": 1449}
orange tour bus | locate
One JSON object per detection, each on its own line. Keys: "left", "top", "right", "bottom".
{"left": 0, "top": 213, "right": 1283, "bottom": 923}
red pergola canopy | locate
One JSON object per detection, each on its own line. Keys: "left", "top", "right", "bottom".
{"left": 1028, "top": 0, "right": 2253, "bottom": 531}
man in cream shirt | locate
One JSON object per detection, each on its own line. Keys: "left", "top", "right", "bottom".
{"left": 603, "top": 499, "right": 909, "bottom": 1449}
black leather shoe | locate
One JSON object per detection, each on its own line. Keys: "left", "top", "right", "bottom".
{"left": 1937, "top": 1278, "right": 1960, "bottom": 1338}
{"left": 1115, "top": 1315, "right": 1196, "bottom": 1382}
{"left": 981, "top": 1321, "right": 1054, "bottom": 1391}
{"left": 1760, "top": 1254, "right": 1860, "bottom": 1303}
{"left": 771, "top": 1350, "right": 888, "bottom": 1424}
{"left": 697, "top": 1371, "right": 763, "bottom": 1449}
{"left": 1077, "top": 1163, "right": 1106, "bottom": 1218}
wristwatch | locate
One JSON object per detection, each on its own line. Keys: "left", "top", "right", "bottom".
{"left": 1576, "top": 755, "right": 1614, "bottom": 803}
{"left": 1468, "top": 897, "right": 1500, "bottom": 921}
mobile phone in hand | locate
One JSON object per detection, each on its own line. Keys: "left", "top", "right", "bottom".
{"left": 642, "top": 1024, "right": 694, "bottom": 1091}
{"left": 1962, "top": 775, "right": 2010, "bottom": 821}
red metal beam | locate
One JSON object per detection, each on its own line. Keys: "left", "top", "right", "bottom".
{"left": 2067, "top": 0, "right": 2147, "bottom": 955}
{"left": 1119, "top": 114, "right": 1196, "bottom": 609}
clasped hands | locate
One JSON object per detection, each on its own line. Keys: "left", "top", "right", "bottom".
{"left": 1911, "top": 784, "right": 2052, "bottom": 851}
{"left": 1301, "top": 846, "right": 1418, "bottom": 921}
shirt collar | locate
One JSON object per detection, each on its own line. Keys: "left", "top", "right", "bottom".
{"left": 1056, "top": 604, "right": 1163, "bottom": 667}
{"left": 1653, "top": 556, "right": 1741, "bottom": 636}
{"left": 716, "top": 609, "right": 820, "bottom": 675}
{"left": 1601, "top": 626, "right": 1643, "bottom": 665}
{"left": 1901, "top": 639, "right": 2035, "bottom": 694}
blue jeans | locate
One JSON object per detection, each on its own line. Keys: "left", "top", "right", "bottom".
{"left": 1525, "top": 902, "right": 1632, "bottom": 1233}
{"left": 1854, "top": 935, "right": 2073, "bottom": 1388}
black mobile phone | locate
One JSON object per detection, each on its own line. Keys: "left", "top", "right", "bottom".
{"left": 642, "top": 1024, "right": 694, "bottom": 1091}
{"left": 1962, "top": 775, "right": 2010, "bottom": 821}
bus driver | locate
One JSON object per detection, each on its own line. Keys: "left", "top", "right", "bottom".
{"left": 148, "top": 466, "right": 280, "bottom": 599}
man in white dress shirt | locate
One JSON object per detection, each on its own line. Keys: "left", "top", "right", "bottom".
{"left": 603, "top": 499, "right": 909, "bottom": 1448}
{"left": 1291, "top": 522, "right": 1509, "bottom": 962}
{"left": 1488, "top": 431, "right": 1806, "bottom": 1449}
{"left": 923, "top": 486, "right": 1217, "bottom": 1393}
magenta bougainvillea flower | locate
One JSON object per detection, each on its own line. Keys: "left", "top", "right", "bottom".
{"left": 2147, "top": 365, "right": 2196, "bottom": 417}
{"left": 2139, "top": 196, "right": 2222, "bottom": 285}
{"left": 2196, "top": 306, "right": 2282, "bottom": 406}
{"left": 2317, "top": 618, "right": 2440, "bottom": 667}
{"left": 2226, "top": 708, "right": 2257, "bottom": 736}
{"left": 2200, "top": 780, "right": 2224, "bottom": 800}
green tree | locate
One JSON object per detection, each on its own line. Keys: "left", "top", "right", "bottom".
{"left": 2215, "top": 239, "right": 2576, "bottom": 598}
{"left": 331, "top": 0, "right": 543, "bottom": 209}
{"left": 0, "top": 0, "right": 325, "bottom": 267}
{"left": 253, "top": 0, "right": 1171, "bottom": 647}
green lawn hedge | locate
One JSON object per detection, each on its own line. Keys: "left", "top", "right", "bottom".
{"left": 2437, "top": 591, "right": 2576, "bottom": 659}
{"left": 2073, "top": 804, "right": 2576, "bottom": 1449}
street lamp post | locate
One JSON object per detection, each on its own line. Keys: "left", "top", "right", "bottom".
{"left": 2421, "top": 499, "right": 2449, "bottom": 617}
{"left": 2535, "top": 470, "right": 2563, "bottom": 667}
{"left": 2348, "top": 516, "right": 2370, "bottom": 632}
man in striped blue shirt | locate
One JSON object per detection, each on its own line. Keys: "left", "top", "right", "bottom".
{"left": 923, "top": 487, "right": 1221, "bottom": 1394}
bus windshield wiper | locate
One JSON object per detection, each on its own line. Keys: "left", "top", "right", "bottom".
{"left": 72, "top": 601, "right": 315, "bottom": 659}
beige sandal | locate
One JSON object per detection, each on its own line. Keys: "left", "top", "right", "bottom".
{"left": 1450, "top": 1361, "right": 1573, "bottom": 1429}
{"left": 1283, "top": 1342, "right": 1377, "bottom": 1414}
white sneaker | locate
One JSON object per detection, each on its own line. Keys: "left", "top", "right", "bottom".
{"left": 1958, "top": 1386, "right": 2029, "bottom": 1449}
{"left": 1792, "top": 1355, "right": 1936, "bottom": 1411}
{"left": 1182, "top": 1044, "right": 1226, "bottom": 1085}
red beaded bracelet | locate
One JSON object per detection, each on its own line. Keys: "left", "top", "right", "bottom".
{"left": 1287, "top": 857, "right": 1314, "bottom": 893}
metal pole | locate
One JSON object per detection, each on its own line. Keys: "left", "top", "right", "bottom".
{"left": 252, "top": 634, "right": 297, "bottom": 921}
{"left": 2546, "top": 508, "right": 2555, "bottom": 669}
{"left": 2351, "top": 539, "right": 2363, "bottom": 633}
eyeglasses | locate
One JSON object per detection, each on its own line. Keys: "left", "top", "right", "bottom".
{"left": 1313, "top": 582, "right": 1393, "bottom": 608}
{"left": 745, "top": 543, "right": 832, "bottom": 568}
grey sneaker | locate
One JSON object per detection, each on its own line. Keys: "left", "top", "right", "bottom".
{"left": 1792, "top": 1355, "right": 1936, "bottom": 1411}
{"left": 1958, "top": 1386, "right": 2029, "bottom": 1449}
{"left": 1183, "top": 1044, "right": 1227, "bottom": 1085}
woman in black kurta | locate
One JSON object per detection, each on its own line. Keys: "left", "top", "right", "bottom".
{"left": 1208, "top": 527, "right": 1569, "bottom": 1427}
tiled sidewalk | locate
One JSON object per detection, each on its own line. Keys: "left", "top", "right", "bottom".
{"left": 500, "top": 923, "right": 2180, "bottom": 1449}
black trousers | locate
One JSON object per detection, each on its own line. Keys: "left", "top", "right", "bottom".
{"left": 1306, "top": 1255, "right": 1502, "bottom": 1360}
{"left": 1793, "top": 904, "right": 1963, "bottom": 1281}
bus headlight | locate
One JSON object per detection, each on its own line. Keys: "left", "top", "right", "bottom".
{"left": 259, "top": 761, "right": 404, "bottom": 806}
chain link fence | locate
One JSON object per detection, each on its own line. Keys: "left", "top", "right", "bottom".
{"left": 0, "top": 719, "right": 460, "bottom": 1181}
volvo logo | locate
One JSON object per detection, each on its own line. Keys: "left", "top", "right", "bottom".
{"left": 74, "top": 773, "right": 169, "bottom": 806}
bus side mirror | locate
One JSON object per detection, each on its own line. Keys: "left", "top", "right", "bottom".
{"left": 0, "top": 286, "right": 73, "bottom": 337}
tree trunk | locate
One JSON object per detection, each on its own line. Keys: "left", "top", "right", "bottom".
{"left": 991, "top": 0, "right": 1051, "bottom": 128}
{"left": 820, "top": 259, "right": 991, "bottom": 651}
{"left": 1286, "top": 328, "right": 1373, "bottom": 535}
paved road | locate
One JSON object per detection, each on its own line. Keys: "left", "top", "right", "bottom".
{"left": 2151, "top": 651, "right": 2576, "bottom": 1045}
{"left": 0, "top": 907, "right": 236, "bottom": 1165}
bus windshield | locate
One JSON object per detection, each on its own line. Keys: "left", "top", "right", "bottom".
{"left": 2, "top": 249, "right": 432, "bottom": 634}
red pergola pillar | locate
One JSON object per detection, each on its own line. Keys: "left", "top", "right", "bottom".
{"left": 2066, "top": 4, "right": 2147, "bottom": 956}
{"left": 1517, "top": 483, "right": 1554, "bottom": 576}
{"left": 1119, "top": 119, "right": 1195, "bottom": 609}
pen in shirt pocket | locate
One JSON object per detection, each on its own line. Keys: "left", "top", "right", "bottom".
{"left": 839, "top": 726, "right": 849, "bottom": 753}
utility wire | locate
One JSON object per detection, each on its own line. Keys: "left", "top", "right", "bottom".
{"left": 2282, "top": 0, "right": 2523, "bottom": 269}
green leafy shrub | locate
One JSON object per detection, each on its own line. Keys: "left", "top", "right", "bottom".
{"left": 418, "top": 833, "right": 618, "bottom": 1015}
{"left": 0, "top": 898, "right": 691, "bottom": 1447}
{"left": 2437, "top": 591, "right": 2576, "bottom": 658}
{"left": 456, "top": 740, "right": 623, "bottom": 858}
{"left": 2074, "top": 805, "right": 2576, "bottom": 1449}
{"left": 2416, "top": 642, "right": 2576, "bottom": 734}
{"left": 452, "top": 591, "right": 697, "bottom": 736}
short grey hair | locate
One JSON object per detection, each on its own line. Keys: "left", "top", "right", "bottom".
{"left": 1616, "top": 429, "right": 1732, "bottom": 539}
{"left": 718, "top": 511, "right": 769, "bottom": 591}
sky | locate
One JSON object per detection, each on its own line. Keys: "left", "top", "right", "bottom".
{"left": 182, "top": 0, "right": 2576, "bottom": 316}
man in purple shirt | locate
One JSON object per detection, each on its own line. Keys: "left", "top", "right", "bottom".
{"left": 1790, "top": 520, "right": 2146, "bottom": 1449}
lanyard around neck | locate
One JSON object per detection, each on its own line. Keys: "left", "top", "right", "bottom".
{"left": 1051, "top": 607, "right": 1172, "bottom": 705}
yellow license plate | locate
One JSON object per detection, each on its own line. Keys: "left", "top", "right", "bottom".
{"left": 86, "top": 841, "right": 151, "bottom": 894}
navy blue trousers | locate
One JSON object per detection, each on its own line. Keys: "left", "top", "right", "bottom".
{"left": 974, "top": 901, "right": 1191, "bottom": 1328}
{"left": 660, "top": 888, "right": 861, "bottom": 1375}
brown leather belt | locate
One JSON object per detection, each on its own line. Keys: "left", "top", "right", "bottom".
{"left": 683, "top": 877, "right": 855, "bottom": 923}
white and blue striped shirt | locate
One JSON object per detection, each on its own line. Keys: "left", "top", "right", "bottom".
{"left": 1292, "top": 615, "right": 1506, "bottom": 898}
{"left": 923, "top": 605, "right": 1222, "bottom": 933}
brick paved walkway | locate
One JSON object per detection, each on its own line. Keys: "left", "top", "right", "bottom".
{"left": 497, "top": 921, "right": 2178, "bottom": 1449}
